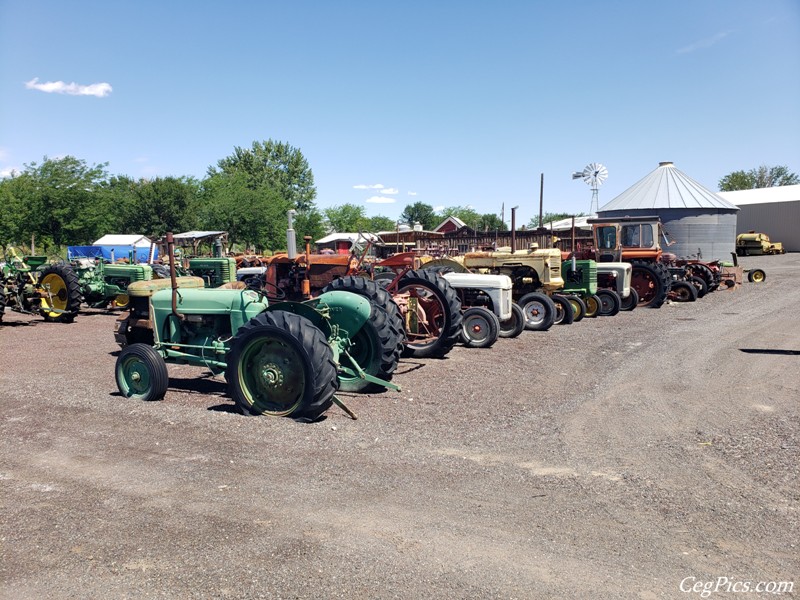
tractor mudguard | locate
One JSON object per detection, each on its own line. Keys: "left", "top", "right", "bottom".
{"left": 269, "top": 290, "right": 371, "bottom": 340}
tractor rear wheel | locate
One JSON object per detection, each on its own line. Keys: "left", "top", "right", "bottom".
{"left": 226, "top": 310, "right": 338, "bottom": 421}
{"left": 619, "top": 288, "right": 639, "bottom": 311}
{"left": 38, "top": 263, "right": 82, "bottom": 323}
{"left": 498, "top": 302, "right": 525, "bottom": 338}
{"left": 596, "top": 289, "right": 621, "bottom": 316}
{"left": 584, "top": 294, "right": 601, "bottom": 318}
{"left": 322, "top": 276, "right": 405, "bottom": 356}
{"left": 630, "top": 261, "right": 669, "bottom": 308}
{"left": 518, "top": 292, "right": 556, "bottom": 331}
{"left": 395, "top": 270, "right": 462, "bottom": 358}
{"left": 671, "top": 281, "right": 697, "bottom": 302}
{"left": 115, "top": 343, "right": 169, "bottom": 402}
{"left": 551, "top": 294, "right": 574, "bottom": 325}
{"left": 460, "top": 307, "right": 500, "bottom": 348}
{"left": 748, "top": 269, "right": 766, "bottom": 283}
{"left": 338, "top": 301, "right": 402, "bottom": 393}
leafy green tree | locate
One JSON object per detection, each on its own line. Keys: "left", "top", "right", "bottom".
{"left": 199, "top": 171, "right": 287, "bottom": 252}
{"left": 210, "top": 139, "right": 317, "bottom": 210}
{"left": 9, "top": 156, "right": 111, "bottom": 249}
{"left": 103, "top": 175, "right": 200, "bottom": 239}
{"left": 528, "top": 212, "right": 586, "bottom": 229}
{"left": 0, "top": 173, "right": 33, "bottom": 247}
{"left": 719, "top": 165, "right": 799, "bottom": 191}
{"left": 323, "top": 203, "right": 370, "bottom": 233}
{"left": 400, "top": 202, "right": 438, "bottom": 230}
{"left": 476, "top": 213, "right": 507, "bottom": 231}
{"left": 367, "top": 215, "right": 396, "bottom": 232}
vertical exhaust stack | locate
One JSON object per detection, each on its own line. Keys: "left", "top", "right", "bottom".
{"left": 166, "top": 232, "right": 183, "bottom": 320}
{"left": 287, "top": 209, "right": 297, "bottom": 259}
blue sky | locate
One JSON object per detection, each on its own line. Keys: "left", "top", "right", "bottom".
{"left": 1, "top": 0, "right": 798, "bottom": 226}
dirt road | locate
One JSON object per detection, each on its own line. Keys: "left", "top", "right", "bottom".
{"left": 1, "top": 255, "right": 797, "bottom": 599}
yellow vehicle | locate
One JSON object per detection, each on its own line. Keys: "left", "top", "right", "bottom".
{"left": 736, "top": 232, "right": 785, "bottom": 256}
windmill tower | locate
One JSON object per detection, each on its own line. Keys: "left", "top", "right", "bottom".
{"left": 572, "top": 163, "right": 608, "bottom": 214}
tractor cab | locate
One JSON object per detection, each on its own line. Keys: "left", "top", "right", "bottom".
{"left": 589, "top": 216, "right": 663, "bottom": 263}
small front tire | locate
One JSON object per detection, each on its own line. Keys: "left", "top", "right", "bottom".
{"left": 115, "top": 344, "right": 169, "bottom": 402}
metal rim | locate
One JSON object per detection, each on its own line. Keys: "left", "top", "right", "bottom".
{"left": 463, "top": 311, "right": 493, "bottom": 344}
{"left": 585, "top": 296, "right": 600, "bottom": 316}
{"left": 39, "top": 272, "right": 69, "bottom": 316}
{"left": 118, "top": 354, "right": 155, "bottom": 398}
{"left": 522, "top": 299, "right": 547, "bottom": 326}
{"left": 338, "top": 324, "right": 377, "bottom": 388}
{"left": 238, "top": 335, "right": 306, "bottom": 416}
{"left": 397, "top": 283, "right": 447, "bottom": 349}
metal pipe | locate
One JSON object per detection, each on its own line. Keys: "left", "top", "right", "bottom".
{"left": 166, "top": 232, "right": 183, "bottom": 320}
{"left": 511, "top": 207, "right": 517, "bottom": 253}
{"left": 287, "top": 209, "right": 297, "bottom": 259}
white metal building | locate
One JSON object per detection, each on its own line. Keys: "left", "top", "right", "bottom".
{"left": 717, "top": 184, "right": 800, "bottom": 252}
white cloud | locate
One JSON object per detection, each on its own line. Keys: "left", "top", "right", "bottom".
{"left": 382, "top": 188, "right": 399, "bottom": 195}
{"left": 676, "top": 30, "right": 734, "bottom": 54}
{"left": 366, "top": 196, "right": 396, "bottom": 204}
{"left": 433, "top": 205, "right": 445, "bottom": 212}
{"left": 353, "top": 183, "right": 384, "bottom": 190}
{"left": 25, "top": 77, "right": 113, "bottom": 97}
{"left": 407, "top": 191, "right": 417, "bottom": 196}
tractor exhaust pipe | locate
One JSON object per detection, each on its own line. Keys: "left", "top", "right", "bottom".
{"left": 166, "top": 232, "right": 183, "bottom": 320}
{"left": 287, "top": 209, "right": 297, "bottom": 259}
{"left": 302, "top": 235, "right": 312, "bottom": 298}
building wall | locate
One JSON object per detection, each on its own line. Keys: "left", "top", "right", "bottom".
{"left": 735, "top": 201, "right": 800, "bottom": 252}
{"left": 599, "top": 208, "right": 738, "bottom": 262}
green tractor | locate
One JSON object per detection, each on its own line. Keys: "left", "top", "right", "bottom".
{"left": 113, "top": 233, "right": 403, "bottom": 421}
{"left": 1, "top": 248, "right": 82, "bottom": 324}
{"left": 71, "top": 258, "right": 154, "bottom": 309}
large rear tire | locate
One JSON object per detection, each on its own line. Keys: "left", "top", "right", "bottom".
{"left": 460, "top": 307, "right": 500, "bottom": 348}
{"left": 226, "top": 311, "right": 338, "bottom": 421}
{"left": 498, "top": 302, "right": 525, "bottom": 338}
{"left": 115, "top": 344, "right": 169, "bottom": 402}
{"left": 518, "top": 292, "right": 556, "bottom": 331}
{"left": 631, "top": 261, "right": 669, "bottom": 308}
{"left": 395, "top": 270, "right": 462, "bottom": 358}
{"left": 338, "top": 301, "right": 402, "bottom": 393}
{"left": 38, "top": 263, "right": 82, "bottom": 323}
{"left": 322, "top": 276, "right": 405, "bottom": 359}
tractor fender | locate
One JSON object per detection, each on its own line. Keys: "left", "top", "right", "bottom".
{"left": 267, "top": 290, "right": 372, "bottom": 340}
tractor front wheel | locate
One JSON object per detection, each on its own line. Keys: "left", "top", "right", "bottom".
{"left": 460, "top": 307, "right": 500, "bottom": 348}
{"left": 619, "top": 288, "right": 639, "bottom": 311}
{"left": 115, "top": 343, "right": 169, "bottom": 402}
{"left": 518, "top": 292, "right": 556, "bottom": 331}
{"left": 498, "top": 302, "right": 525, "bottom": 338}
{"left": 596, "top": 289, "right": 621, "bottom": 316}
{"left": 551, "top": 294, "right": 575, "bottom": 325}
{"left": 564, "top": 295, "right": 587, "bottom": 321}
{"left": 671, "top": 281, "right": 698, "bottom": 302}
{"left": 226, "top": 311, "right": 338, "bottom": 421}
{"left": 583, "top": 294, "right": 602, "bottom": 318}
{"left": 748, "top": 269, "right": 766, "bottom": 283}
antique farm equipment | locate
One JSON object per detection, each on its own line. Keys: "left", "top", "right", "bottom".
{"left": 736, "top": 232, "right": 784, "bottom": 256}
{"left": 71, "top": 258, "right": 154, "bottom": 309}
{"left": 587, "top": 216, "right": 672, "bottom": 308}
{"left": 458, "top": 245, "right": 564, "bottom": 331}
{"left": 114, "top": 233, "right": 402, "bottom": 420}
{"left": 1, "top": 248, "right": 81, "bottom": 324}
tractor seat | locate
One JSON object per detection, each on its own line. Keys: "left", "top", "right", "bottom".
{"left": 127, "top": 276, "right": 206, "bottom": 297}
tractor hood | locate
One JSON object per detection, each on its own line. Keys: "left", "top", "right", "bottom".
{"left": 442, "top": 272, "right": 512, "bottom": 290}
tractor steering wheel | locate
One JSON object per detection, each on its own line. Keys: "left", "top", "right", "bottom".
{"left": 246, "top": 277, "right": 286, "bottom": 301}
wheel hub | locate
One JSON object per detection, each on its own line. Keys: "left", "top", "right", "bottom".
{"left": 260, "top": 362, "right": 284, "bottom": 387}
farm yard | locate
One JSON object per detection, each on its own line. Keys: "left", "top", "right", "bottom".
{"left": 1, "top": 254, "right": 797, "bottom": 599}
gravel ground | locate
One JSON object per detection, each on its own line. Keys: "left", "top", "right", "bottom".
{"left": 1, "top": 254, "right": 798, "bottom": 599}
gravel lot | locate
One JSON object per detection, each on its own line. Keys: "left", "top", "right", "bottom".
{"left": 2, "top": 254, "right": 798, "bottom": 599}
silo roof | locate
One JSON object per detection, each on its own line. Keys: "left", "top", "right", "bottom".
{"left": 599, "top": 162, "right": 739, "bottom": 211}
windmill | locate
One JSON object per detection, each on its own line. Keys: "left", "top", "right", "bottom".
{"left": 572, "top": 163, "right": 608, "bottom": 214}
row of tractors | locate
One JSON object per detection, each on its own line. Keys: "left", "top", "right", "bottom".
{"left": 2, "top": 214, "right": 767, "bottom": 422}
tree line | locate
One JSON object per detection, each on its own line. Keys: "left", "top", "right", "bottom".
{"left": 1, "top": 141, "right": 795, "bottom": 255}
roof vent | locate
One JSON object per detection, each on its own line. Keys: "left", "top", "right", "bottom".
{"left": 659, "top": 161, "right": 674, "bottom": 167}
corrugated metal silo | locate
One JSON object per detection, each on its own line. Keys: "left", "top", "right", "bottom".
{"left": 598, "top": 162, "right": 739, "bottom": 261}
